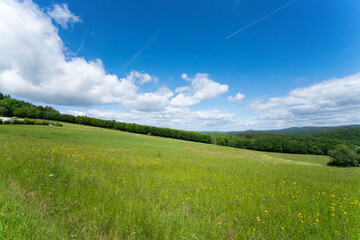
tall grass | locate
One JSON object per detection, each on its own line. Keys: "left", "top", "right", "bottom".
{"left": 0, "top": 124, "right": 359, "bottom": 239}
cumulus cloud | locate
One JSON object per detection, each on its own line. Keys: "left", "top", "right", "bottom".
{"left": 129, "top": 71, "right": 153, "bottom": 84}
{"left": 0, "top": 0, "right": 235, "bottom": 130}
{"left": 181, "top": 73, "right": 229, "bottom": 100}
{"left": 227, "top": 93, "right": 245, "bottom": 103}
{"left": 248, "top": 73, "right": 360, "bottom": 126}
{"left": 170, "top": 73, "right": 229, "bottom": 108}
{"left": 170, "top": 93, "right": 200, "bottom": 107}
{"left": 122, "top": 87, "right": 173, "bottom": 112}
{"left": 0, "top": 0, "right": 156, "bottom": 106}
{"left": 47, "top": 3, "right": 80, "bottom": 29}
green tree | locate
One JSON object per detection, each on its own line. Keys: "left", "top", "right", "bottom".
{"left": 0, "top": 107, "right": 9, "bottom": 117}
{"left": 13, "top": 106, "right": 28, "bottom": 118}
{"left": 356, "top": 147, "right": 360, "bottom": 154}
{"left": 327, "top": 145, "right": 358, "bottom": 167}
{"left": 28, "top": 106, "right": 41, "bottom": 119}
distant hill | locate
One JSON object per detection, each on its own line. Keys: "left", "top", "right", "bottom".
{"left": 314, "top": 127, "right": 360, "bottom": 144}
{"left": 229, "top": 125, "right": 360, "bottom": 136}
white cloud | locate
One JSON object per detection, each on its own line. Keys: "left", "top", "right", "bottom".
{"left": 47, "top": 3, "right": 80, "bottom": 29}
{"left": 128, "top": 71, "right": 153, "bottom": 84}
{"left": 84, "top": 107, "right": 240, "bottom": 131}
{"left": 181, "top": 73, "right": 229, "bottom": 100}
{"left": 122, "top": 87, "right": 173, "bottom": 112}
{"left": 248, "top": 73, "right": 360, "bottom": 127}
{"left": 87, "top": 109, "right": 140, "bottom": 122}
{"left": 175, "top": 86, "right": 191, "bottom": 93}
{"left": 0, "top": 0, "right": 237, "bottom": 131}
{"left": 170, "top": 73, "right": 229, "bottom": 108}
{"left": 0, "top": 0, "right": 152, "bottom": 106}
{"left": 194, "top": 110, "right": 235, "bottom": 120}
{"left": 170, "top": 93, "right": 200, "bottom": 107}
{"left": 227, "top": 93, "right": 245, "bottom": 103}
{"left": 62, "top": 110, "right": 86, "bottom": 116}
{"left": 194, "top": 110, "right": 237, "bottom": 126}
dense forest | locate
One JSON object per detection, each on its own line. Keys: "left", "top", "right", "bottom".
{"left": 1, "top": 92, "right": 359, "bottom": 155}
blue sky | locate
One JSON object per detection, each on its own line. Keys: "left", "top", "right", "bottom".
{"left": 1, "top": 0, "right": 360, "bottom": 130}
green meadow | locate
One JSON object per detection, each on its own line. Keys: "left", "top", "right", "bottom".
{"left": 0, "top": 123, "right": 359, "bottom": 239}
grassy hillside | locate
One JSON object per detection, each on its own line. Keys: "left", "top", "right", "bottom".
{"left": 3, "top": 94, "right": 359, "bottom": 156}
{"left": 0, "top": 123, "right": 359, "bottom": 239}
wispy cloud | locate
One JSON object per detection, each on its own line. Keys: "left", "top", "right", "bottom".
{"left": 47, "top": 3, "right": 81, "bottom": 29}
{"left": 225, "top": 0, "right": 297, "bottom": 39}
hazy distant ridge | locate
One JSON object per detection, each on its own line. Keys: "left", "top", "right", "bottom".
{"left": 228, "top": 125, "right": 360, "bottom": 136}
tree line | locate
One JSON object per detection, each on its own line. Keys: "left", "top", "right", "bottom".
{"left": 0, "top": 92, "right": 358, "bottom": 156}
{"left": 211, "top": 132, "right": 347, "bottom": 155}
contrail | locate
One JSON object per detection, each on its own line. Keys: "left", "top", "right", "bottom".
{"left": 122, "top": 28, "right": 162, "bottom": 68}
{"left": 225, "top": 0, "right": 297, "bottom": 39}
{"left": 76, "top": 39, "right": 86, "bottom": 57}
{"left": 76, "top": 32, "right": 89, "bottom": 57}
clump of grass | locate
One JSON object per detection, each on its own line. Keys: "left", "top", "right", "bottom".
{"left": 0, "top": 180, "right": 65, "bottom": 239}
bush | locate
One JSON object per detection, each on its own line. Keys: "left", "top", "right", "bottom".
{"left": 327, "top": 145, "right": 358, "bottom": 167}
{"left": 12, "top": 119, "right": 24, "bottom": 124}
{"left": 35, "top": 121, "right": 48, "bottom": 125}
{"left": 24, "top": 119, "right": 35, "bottom": 125}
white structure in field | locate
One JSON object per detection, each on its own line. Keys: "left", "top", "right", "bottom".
{"left": 0, "top": 117, "right": 13, "bottom": 122}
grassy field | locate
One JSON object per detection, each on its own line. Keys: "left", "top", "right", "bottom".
{"left": 0, "top": 123, "right": 359, "bottom": 239}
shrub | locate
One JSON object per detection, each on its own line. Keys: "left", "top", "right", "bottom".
{"left": 327, "top": 145, "right": 358, "bottom": 167}
{"left": 24, "top": 119, "right": 35, "bottom": 125}
{"left": 12, "top": 119, "right": 25, "bottom": 124}
{"left": 35, "top": 121, "right": 48, "bottom": 125}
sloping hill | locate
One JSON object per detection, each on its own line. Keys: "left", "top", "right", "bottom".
{"left": 1, "top": 93, "right": 359, "bottom": 156}
{"left": 0, "top": 123, "right": 359, "bottom": 239}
